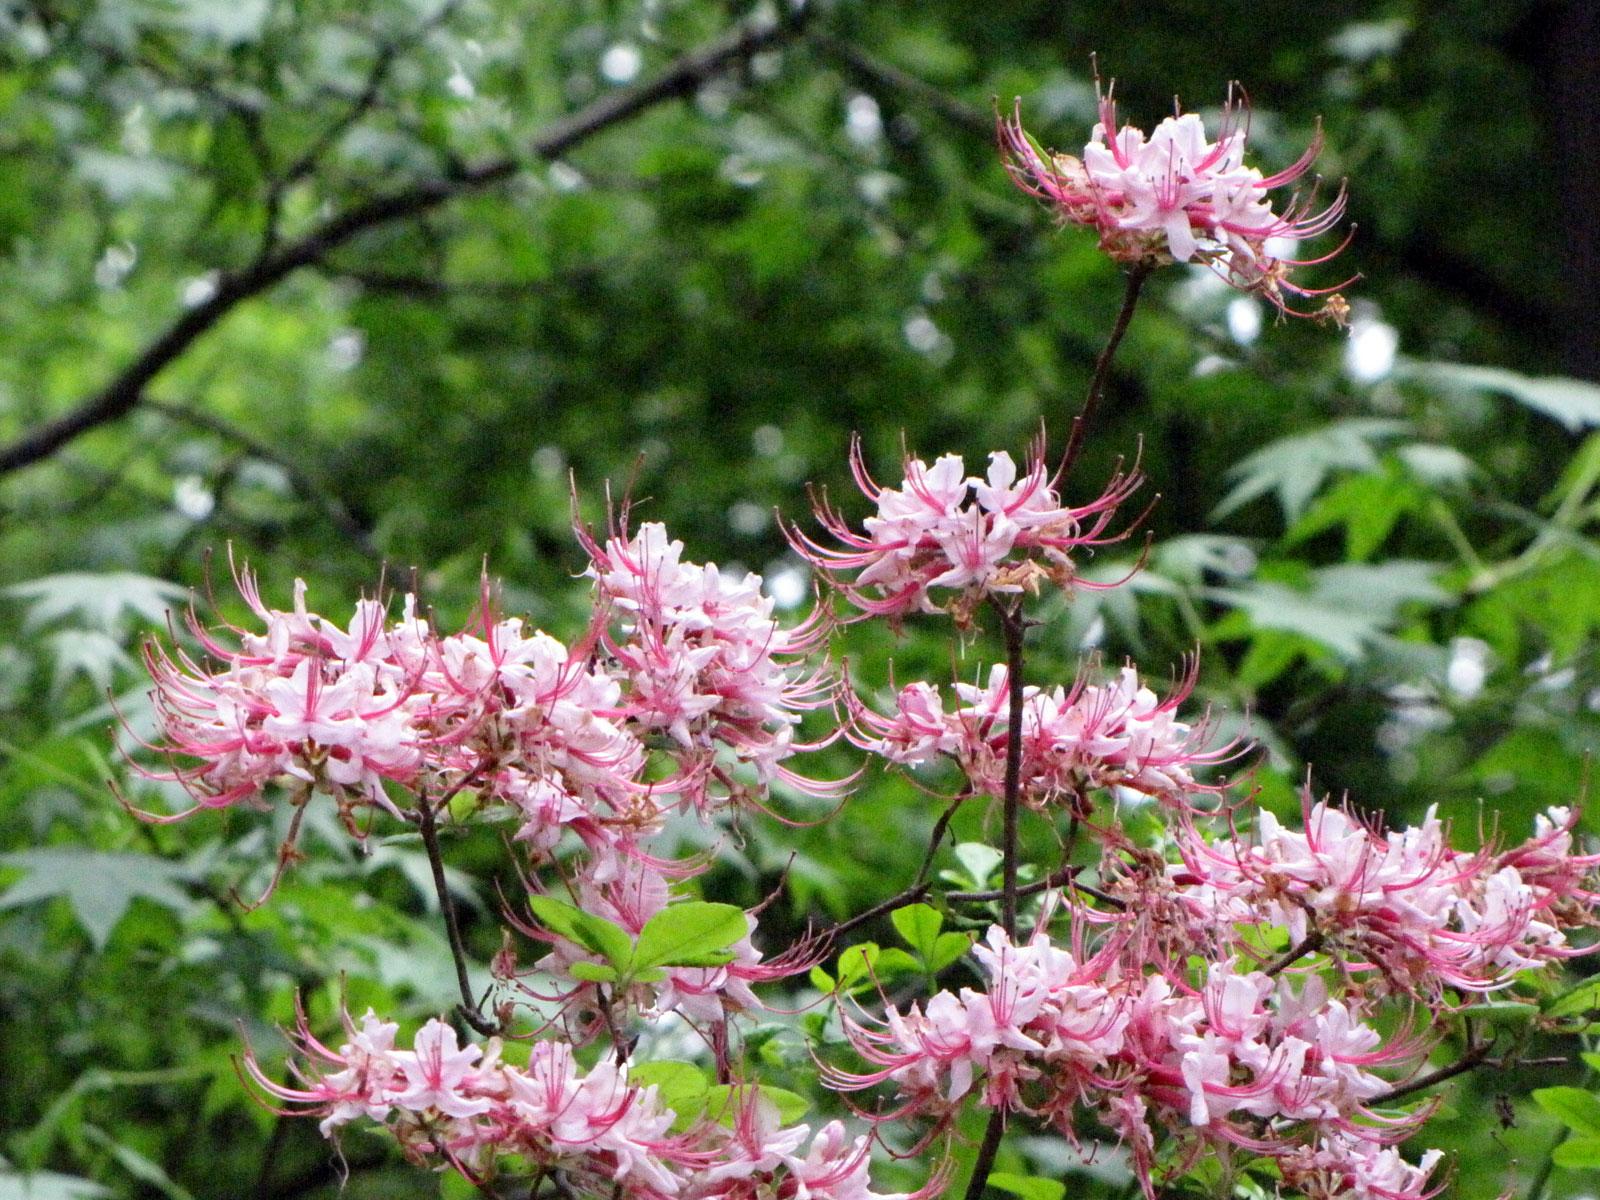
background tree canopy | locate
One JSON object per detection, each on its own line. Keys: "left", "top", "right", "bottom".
{"left": 4, "top": 1, "right": 1600, "bottom": 1197}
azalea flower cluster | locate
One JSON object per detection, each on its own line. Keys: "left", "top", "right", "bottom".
{"left": 834, "top": 925, "right": 1430, "bottom": 1198}
{"left": 791, "top": 442, "right": 1142, "bottom": 625}
{"left": 998, "top": 86, "right": 1351, "bottom": 318}
{"left": 1172, "top": 800, "right": 1600, "bottom": 994}
{"left": 137, "top": 575, "right": 428, "bottom": 823}
{"left": 584, "top": 520, "right": 843, "bottom": 813}
{"left": 139, "top": 522, "right": 833, "bottom": 840}
{"left": 850, "top": 662, "right": 1234, "bottom": 810}
{"left": 248, "top": 1009, "right": 916, "bottom": 1200}
{"left": 132, "top": 442, "right": 1600, "bottom": 1200}
{"left": 133, "top": 523, "right": 838, "bottom": 1023}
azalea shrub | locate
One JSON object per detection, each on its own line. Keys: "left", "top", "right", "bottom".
{"left": 107, "top": 83, "right": 1600, "bottom": 1200}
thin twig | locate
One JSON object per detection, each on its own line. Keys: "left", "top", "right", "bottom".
{"left": 1061, "top": 264, "right": 1151, "bottom": 477}
{"left": 811, "top": 793, "right": 969, "bottom": 943}
{"left": 947, "top": 866, "right": 1125, "bottom": 910}
{"left": 963, "top": 1110, "right": 1007, "bottom": 1200}
{"left": 992, "top": 597, "right": 1027, "bottom": 940}
{"left": 806, "top": 31, "right": 991, "bottom": 136}
{"left": 143, "top": 398, "right": 380, "bottom": 560}
{"left": 1369, "top": 1037, "right": 1494, "bottom": 1106}
{"left": 913, "top": 795, "right": 967, "bottom": 889}
{"left": 817, "top": 881, "right": 933, "bottom": 943}
{"left": 0, "top": 12, "right": 805, "bottom": 475}
{"left": 412, "top": 798, "right": 498, "bottom": 1036}
{"left": 1263, "top": 930, "right": 1325, "bottom": 977}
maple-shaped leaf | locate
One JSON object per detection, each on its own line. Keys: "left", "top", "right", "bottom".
{"left": 0, "top": 850, "right": 195, "bottom": 949}
{"left": 7, "top": 573, "right": 187, "bottom": 636}
{"left": 1213, "top": 419, "right": 1409, "bottom": 523}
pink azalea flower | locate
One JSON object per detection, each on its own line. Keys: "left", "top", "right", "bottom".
{"left": 792, "top": 441, "right": 1142, "bottom": 625}
{"left": 390, "top": 1019, "right": 493, "bottom": 1119}
{"left": 999, "top": 81, "right": 1352, "bottom": 320}
{"left": 584, "top": 520, "right": 848, "bottom": 812}
{"left": 852, "top": 661, "right": 1235, "bottom": 810}
{"left": 1172, "top": 798, "right": 1596, "bottom": 993}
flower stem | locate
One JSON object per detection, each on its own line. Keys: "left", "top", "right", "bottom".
{"left": 956, "top": 600, "right": 1029, "bottom": 1200}
{"left": 961, "top": 266, "right": 1144, "bottom": 1200}
{"left": 993, "top": 598, "right": 1028, "bottom": 940}
{"left": 1263, "top": 930, "right": 1324, "bottom": 976}
{"left": 413, "top": 797, "right": 498, "bottom": 1037}
{"left": 1526, "top": 1127, "right": 1567, "bottom": 1200}
{"left": 1062, "top": 263, "right": 1151, "bottom": 475}
{"left": 1369, "top": 1027, "right": 1492, "bottom": 1105}
{"left": 963, "top": 1109, "right": 1007, "bottom": 1200}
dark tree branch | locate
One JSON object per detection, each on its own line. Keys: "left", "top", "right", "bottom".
{"left": 990, "top": 596, "right": 1027, "bottom": 941}
{"left": 1062, "top": 263, "right": 1150, "bottom": 476}
{"left": 1263, "top": 930, "right": 1324, "bottom": 977}
{"left": 806, "top": 32, "right": 990, "bottom": 137}
{"left": 963, "top": 1110, "right": 1008, "bottom": 1200}
{"left": 411, "top": 788, "right": 499, "bottom": 1037}
{"left": 0, "top": 12, "right": 802, "bottom": 477}
{"left": 815, "top": 881, "right": 933, "bottom": 944}
{"left": 1369, "top": 1035, "right": 1494, "bottom": 1106}
{"left": 142, "top": 398, "right": 381, "bottom": 560}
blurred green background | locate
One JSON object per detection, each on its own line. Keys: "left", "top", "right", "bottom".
{"left": 4, "top": 0, "right": 1600, "bottom": 1196}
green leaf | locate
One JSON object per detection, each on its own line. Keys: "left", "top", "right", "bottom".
{"left": 1311, "top": 562, "right": 1451, "bottom": 620}
{"left": 7, "top": 573, "right": 186, "bottom": 635}
{"left": 1213, "top": 419, "right": 1408, "bottom": 522}
{"left": 567, "top": 962, "right": 619, "bottom": 983}
{"left": 1546, "top": 977, "right": 1600, "bottom": 1018}
{"left": 165, "top": 0, "right": 272, "bottom": 45}
{"left": 0, "top": 850, "right": 195, "bottom": 950}
{"left": 1472, "top": 729, "right": 1586, "bottom": 816}
{"left": 1552, "top": 1137, "right": 1600, "bottom": 1169}
{"left": 1235, "top": 630, "right": 1317, "bottom": 689}
{"left": 871, "top": 948, "right": 923, "bottom": 978}
{"left": 1410, "top": 362, "right": 1600, "bottom": 432}
{"left": 703, "top": 1085, "right": 809, "bottom": 1127}
{"left": 0, "top": 1170, "right": 111, "bottom": 1200}
{"left": 835, "top": 943, "right": 881, "bottom": 992}
{"left": 1460, "top": 1001, "right": 1539, "bottom": 1025}
{"left": 81, "top": 1126, "right": 194, "bottom": 1200}
{"left": 987, "top": 1174, "right": 1066, "bottom": 1200}
{"left": 1396, "top": 442, "right": 1476, "bottom": 487}
{"left": 629, "top": 1061, "right": 710, "bottom": 1126}
{"left": 526, "top": 896, "right": 634, "bottom": 969}
{"left": 1211, "top": 562, "right": 1448, "bottom": 661}
{"left": 890, "top": 903, "right": 943, "bottom": 961}
{"left": 72, "top": 150, "right": 179, "bottom": 202}
{"left": 950, "top": 843, "right": 1004, "bottom": 890}
{"left": 927, "top": 931, "right": 975, "bottom": 972}
{"left": 42, "top": 630, "right": 131, "bottom": 696}
{"left": 633, "top": 902, "right": 748, "bottom": 969}
{"left": 1534, "top": 1088, "right": 1600, "bottom": 1136}
{"left": 1285, "top": 466, "right": 1422, "bottom": 561}
{"left": 1469, "top": 549, "right": 1600, "bottom": 664}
